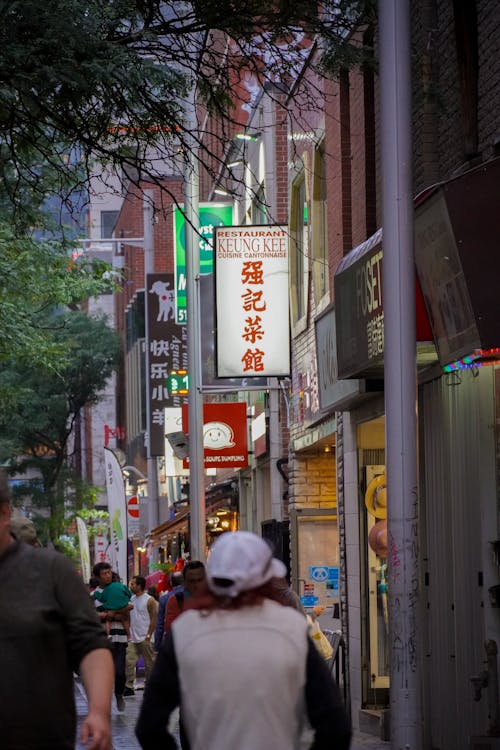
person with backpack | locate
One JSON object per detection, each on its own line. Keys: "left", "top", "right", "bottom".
{"left": 153, "top": 570, "right": 184, "bottom": 652}
{"left": 163, "top": 561, "right": 205, "bottom": 633}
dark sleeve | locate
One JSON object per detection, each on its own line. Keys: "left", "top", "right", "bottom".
{"left": 305, "top": 637, "right": 351, "bottom": 750}
{"left": 135, "top": 630, "right": 182, "bottom": 750}
{"left": 154, "top": 595, "right": 167, "bottom": 651}
{"left": 52, "top": 553, "right": 112, "bottom": 668}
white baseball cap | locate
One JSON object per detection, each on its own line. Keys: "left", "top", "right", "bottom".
{"left": 207, "top": 531, "right": 287, "bottom": 598}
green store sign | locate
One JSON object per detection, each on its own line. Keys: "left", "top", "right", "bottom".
{"left": 174, "top": 203, "right": 233, "bottom": 323}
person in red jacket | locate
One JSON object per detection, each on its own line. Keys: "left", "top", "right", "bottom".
{"left": 164, "top": 560, "right": 206, "bottom": 632}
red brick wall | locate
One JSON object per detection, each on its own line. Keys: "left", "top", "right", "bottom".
{"left": 114, "top": 178, "right": 184, "bottom": 339}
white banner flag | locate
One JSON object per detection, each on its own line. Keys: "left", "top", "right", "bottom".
{"left": 76, "top": 516, "right": 91, "bottom": 585}
{"left": 104, "top": 447, "right": 128, "bottom": 583}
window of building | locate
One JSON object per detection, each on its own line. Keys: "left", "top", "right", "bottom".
{"left": 100, "top": 210, "right": 119, "bottom": 239}
{"left": 251, "top": 183, "right": 267, "bottom": 224}
{"left": 312, "top": 145, "right": 329, "bottom": 305}
{"left": 290, "top": 171, "right": 309, "bottom": 332}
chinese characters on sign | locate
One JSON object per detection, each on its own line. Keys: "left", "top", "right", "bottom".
{"left": 146, "top": 273, "right": 188, "bottom": 456}
{"left": 334, "top": 236, "right": 385, "bottom": 379}
{"left": 215, "top": 225, "right": 290, "bottom": 377}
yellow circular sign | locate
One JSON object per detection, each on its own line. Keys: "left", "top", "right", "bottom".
{"left": 365, "top": 474, "right": 387, "bottom": 519}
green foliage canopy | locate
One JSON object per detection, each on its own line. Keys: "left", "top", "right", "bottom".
{"left": 0, "top": 309, "right": 121, "bottom": 545}
{"left": 0, "top": 0, "right": 374, "bottom": 209}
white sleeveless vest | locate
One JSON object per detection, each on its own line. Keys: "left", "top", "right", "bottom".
{"left": 172, "top": 598, "right": 309, "bottom": 750}
{"left": 129, "top": 592, "right": 152, "bottom": 642}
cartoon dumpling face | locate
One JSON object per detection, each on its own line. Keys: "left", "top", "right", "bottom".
{"left": 203, "top": 421, "right": 235, "bottom": 449}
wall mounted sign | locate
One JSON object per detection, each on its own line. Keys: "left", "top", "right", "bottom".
{"left": 182, "top": 402, "right": 248, "bottom": 469}
{"left": 145, "top": 273, "right": 187, "bottom": 456}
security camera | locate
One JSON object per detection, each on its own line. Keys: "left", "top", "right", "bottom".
{"left": 165, "top": 431, "right": 190, "bottom": 460}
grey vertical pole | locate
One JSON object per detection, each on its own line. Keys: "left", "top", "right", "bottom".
{"left": 184, "top": 89, "right": 206, "bottom": 562}
{"left": 143, "top": 191, "right": 160, "bottom": 552}
{"left": 379, "top": 1, "right": 422, "bottom": 747}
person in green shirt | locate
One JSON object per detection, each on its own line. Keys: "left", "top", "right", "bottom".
{"left": 93, "top": 571, "right": 133, "bottom": 639}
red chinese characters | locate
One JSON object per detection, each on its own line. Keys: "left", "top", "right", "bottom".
{"left": 240, "top": 261, "right": 267, "bottom": 372}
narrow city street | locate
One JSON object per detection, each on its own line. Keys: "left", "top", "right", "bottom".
{"left": 75, "top": 679, "right": 389, "bottom": 750}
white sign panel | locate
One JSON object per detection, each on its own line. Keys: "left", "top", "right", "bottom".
{"left": 104, "top": 447, "right": 128, "bottom": 583}
{"left": 76, "top": 516, "right": 91, "bottom": 585}
{"left": 215, "top": 225, "right": 290, "bottom": 377}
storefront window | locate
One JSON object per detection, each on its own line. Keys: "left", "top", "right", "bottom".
{"left": 357, "top": 418, "right": 389, "bottom": 704}
{"left": 365, "top": 465, "right": 389, "bottom": 688}
{"left": 290, "top": 508, "right": 339, "bottom": 614}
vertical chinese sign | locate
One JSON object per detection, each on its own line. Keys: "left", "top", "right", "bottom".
{"left": 146, "top": 273, "right": 188, "bottom": 456}
{"left": 215, "top": 225, "right": 290, "bottom": 377}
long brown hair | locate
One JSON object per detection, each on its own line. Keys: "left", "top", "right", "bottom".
{"left": 192, "top": 578, "right": 289, "bottom": 612}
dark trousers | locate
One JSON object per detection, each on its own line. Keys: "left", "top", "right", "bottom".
{"left": 112, "top": 641, "right": 127, "bottom": 697}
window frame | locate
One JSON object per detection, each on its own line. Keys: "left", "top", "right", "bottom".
{"left": 311, "top": 143, "right": 329, "bottom": 309}
{"left": 289, "top": 167, "right": 309, "bottom": 335}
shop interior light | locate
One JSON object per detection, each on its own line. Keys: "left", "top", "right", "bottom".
{"left": 443, "top": 347, "right": 500, "bottom": 373}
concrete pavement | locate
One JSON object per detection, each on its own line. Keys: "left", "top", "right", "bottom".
{"left": 75, "top": 678, "right": 389, "bottom": 750}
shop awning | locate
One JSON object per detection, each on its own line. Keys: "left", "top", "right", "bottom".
{"left": 414, "top": 157, "right": 500, "bottom": 368}
{"left": 150, "top": 480, "right": 239, "bottom": 546}
{"left": 151, "top": 510, "right": 189, "bottom": 545}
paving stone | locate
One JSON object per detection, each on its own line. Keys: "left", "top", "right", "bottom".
{"left": 75, "top": 678, "right": 388, "bottom": 750}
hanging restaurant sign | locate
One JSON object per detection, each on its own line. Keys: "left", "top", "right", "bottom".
{"left": 214, "top": 225, "right": 290, "bottom": 377}
{"left": 182, "top": 402, "right": 248, "bottom": 469}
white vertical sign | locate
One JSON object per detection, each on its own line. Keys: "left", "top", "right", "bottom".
{"left": 215, "top": 225, "right": 290, "bottom": 377}
{"left": 104, "top": 447, "right": 128, "bottom": 582}
{"left": 76, "top": 516, "right": 91, "bottom": 585}
{"left": 94, "top": 534, "right": 112, "bottom": 564}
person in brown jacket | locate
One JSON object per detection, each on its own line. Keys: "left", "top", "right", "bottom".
{"left": 164, "top": 561, "right": 206, "bottom": 632}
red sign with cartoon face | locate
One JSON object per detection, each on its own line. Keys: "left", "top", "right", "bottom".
{"left": 182, "top": 402, "right": 248, "bottom": 469}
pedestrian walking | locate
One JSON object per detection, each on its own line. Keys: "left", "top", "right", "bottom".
{"left": 163, "top": 560, "right": 206, "bottom": 633}
{"left": 124, "top": 575, "right": 158, "bottom": 696}
{"left": 92, "top": 568, "right": 133, "bottom": 640}
{"left": 154, "top": 570, "right": 184, "bottom": 652}
{"left": 9, "top": 514, "right": 41, "bottom": 546}
{"left": 0, "top": 470, "right": 114, "bottom": 750}
{"left": 136, "top": 530, "right": 351, "bottom": 750}
{"left": 93, "top": 561, "right": 129, "bottom": 712}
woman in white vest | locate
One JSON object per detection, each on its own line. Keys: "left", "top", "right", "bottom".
{"left": 136, "top": 531, "right": 351, "bottom": 750}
